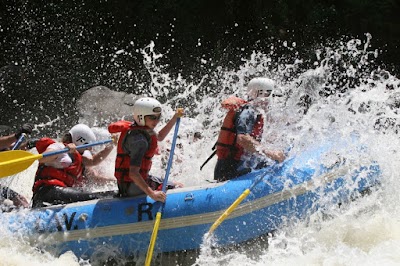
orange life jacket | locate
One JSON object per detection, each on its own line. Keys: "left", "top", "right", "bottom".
{"left": 108, "top": 120, "right": 158, "bottom": 183}
{"left": 216, "top": 102, "right": 264, "bottom": 161}
{"left": 32, "top": 138, "right": 84, "bottom": 192}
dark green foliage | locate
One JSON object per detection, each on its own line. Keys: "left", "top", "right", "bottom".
{"left": 0, "top": 0, "right": 399, "bottom": 128}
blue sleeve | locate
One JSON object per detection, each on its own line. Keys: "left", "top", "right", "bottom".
{"left": 122, "top": 133, "right": 149, "bottom": 167}
{"left": 236, "top": 107, "right": 257, "bottom": 135}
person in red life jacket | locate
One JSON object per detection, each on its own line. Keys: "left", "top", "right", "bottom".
{"left": 31, "top": 124, "right": 116, "bottom": 208}
{"left": 214, "top": 77, "right": 286, "bottom": 181}
{"left": 0, "top": 123, "right": 33, "bottom": 151}
{"left": 108, "top": 97, "right": 184, "bottom": 203}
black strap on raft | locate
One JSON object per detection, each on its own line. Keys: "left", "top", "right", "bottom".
{"left": 200, "top": 107, "right": 244, "bottom": 171}
{"left": 200, "top": 150, "right": 216, "bottom": 171}
{"left": 200, "top": 142, "right": 217, "bottom": 171}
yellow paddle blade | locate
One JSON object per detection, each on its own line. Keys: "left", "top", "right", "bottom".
{"left": 0, "top": 150, "right": 43, "bottom": 178}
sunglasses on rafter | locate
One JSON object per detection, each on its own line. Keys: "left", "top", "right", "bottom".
{"left": 146, "top": 115, "right": 162, "bottom": 121}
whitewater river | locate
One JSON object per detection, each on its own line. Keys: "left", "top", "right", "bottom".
{"left": 1, "top": 37, "right": 400, "bottom": 265}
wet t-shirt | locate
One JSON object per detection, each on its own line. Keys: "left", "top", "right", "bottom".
{"left": 235, "top": 105, "right": 267, "bottom": 169}
{"left": 122, "top": 133, "right": 149, "bottom": 167}
{"left": 235, "top": 105, "right": 258, "bottom": 135}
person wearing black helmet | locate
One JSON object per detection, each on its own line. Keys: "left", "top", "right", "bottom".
{"left": 0, "top": 123, "right": 33, "bottom": 210}
{"left": 0, "top": 123, "right": 33, "bottom": 150}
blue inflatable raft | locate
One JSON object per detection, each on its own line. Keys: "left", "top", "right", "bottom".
{"left": 4, "top": 141, "right": 381, "bottom": 260}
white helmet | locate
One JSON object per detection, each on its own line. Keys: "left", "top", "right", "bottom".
{"left": 247, "top": 77, "right": 276, "bottom": 100}
{"left": 69, "top": 124, "right": 96, "bottom": 145}
{"left": 133, "top": 97, "right": 162, "bottom": 126}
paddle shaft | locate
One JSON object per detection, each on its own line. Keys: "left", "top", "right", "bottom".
{"left": 12, "top": 133, "right": 26, "bottom": 150}
{"left": 41, "top": 139, "right": 112, "bottom": 158}
{"left": 145, "top": 118, "right": 181, "bottom": 266}
{"left": 161, "top": 118, "right": 181, "bottom": 193}
{"left": 0, "top": 139, "right": 112, "bottom": 178}
{"left": 208, "top": 169, "right": 271, "bottom": 235}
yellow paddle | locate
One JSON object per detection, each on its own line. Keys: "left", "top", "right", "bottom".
{"left": 145, "top": 117, "right": 181, "bottom": 266}
{"left": 208, "top": 169, "right": 271, "bottom": 235}
{"left": 0, "top": 139, "right": 112, "bottom": 178}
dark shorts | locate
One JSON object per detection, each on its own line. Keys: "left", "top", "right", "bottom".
{"left": 214, "top": 159, "right": 250, "bottom": 182}
{"left": 117, "top": 175, "right": 176, "bottom": 198}
{"left": 32, "top": 185, "right": 117, "bottom": 208}
{"left": 214, "top": 158, "right": 269, "bottom": 182}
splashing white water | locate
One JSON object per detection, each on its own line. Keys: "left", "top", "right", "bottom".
{"left": 2, "top": 35, "right": 400, "bottom": 265}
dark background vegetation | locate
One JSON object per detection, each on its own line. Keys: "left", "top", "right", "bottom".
{"left": 0, "top": 0, "right": 399, "bottom": 131}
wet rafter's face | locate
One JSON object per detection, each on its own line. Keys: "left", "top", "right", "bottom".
{"left": 145, "top": 114, "right": 162, "bottom": 129}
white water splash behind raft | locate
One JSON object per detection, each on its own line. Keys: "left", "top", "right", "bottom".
{"left": 1, "top": 36, "right": 400, "bottom": 265}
